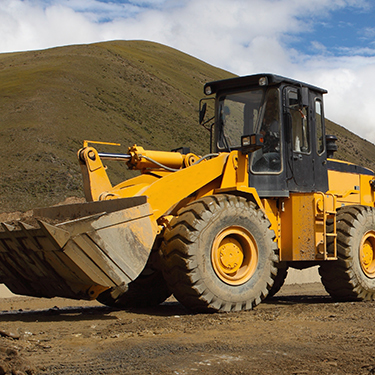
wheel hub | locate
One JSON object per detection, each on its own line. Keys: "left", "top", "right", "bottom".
{"left": 211, "top": 226, "right": 258, "bottom": 286}
{"left": 218, "top": 238, "right": 243, "bottom": 273}
{"left": 362, "top": 243, "right": 372, "bottom": 267}
{"left": 360, "top": 231, "right": 375, "bottom": 278}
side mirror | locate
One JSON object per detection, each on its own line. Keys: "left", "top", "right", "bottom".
{"left": 326, "top": 134, "right": 338, "bottom": 158}
{"left": 199, "top": 103, "right": 207, "bottom": 124}
{"left": 241, "top": 134, "right": 264, "bottom": 154}
{"left": 298, "top": 87, "right": 309, "bottom": 108}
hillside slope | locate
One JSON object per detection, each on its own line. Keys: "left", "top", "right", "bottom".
{"left": 325, "top": 118, "right": 375, "bottom": 172}
{"left": 0, "top": 40, "right": 374, "bottom": 212}
{"left": 0, "top": 40, "right": 234, "bottom": 211}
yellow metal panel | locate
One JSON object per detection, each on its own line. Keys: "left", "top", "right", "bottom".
{"left": 236, "top": 152, "right": 249, "bottom": 187}
{"left": 142, "top": 153, "right": 229, "bottom": 219}
{"left": 219, "top": 151, "right": 249, "bottom": 190}
{"left": 328, "top": 170, "right": 375, "bottom": 208}
{"left": 360, "top": 174, "right": 375, "bottom": 206}
{"left": 114, "top": 173, "right": 161, "bottom": 190}
{"left": 78, "top": 147, "right": 113, "bottom": 201}
{"left": 220, "top": 152, "right": 239, "bottom": 189}
{"left": 280, "top": 194, "right": 317, "bottom": 261}
{"left": 327, "top": 170, "right": 360, "bottom": 205}
{"left": 279, "top": 193, "right": 338, "bottom": 261}
{"left": 215, "top": 151, "right": 265, "bottom": 210}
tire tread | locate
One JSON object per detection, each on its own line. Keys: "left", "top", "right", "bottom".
{"left": 161, "top": 194, "right": 279, "bottom": 312}
{"left": 319, "top": 205, "right": 375, "bottom": 301}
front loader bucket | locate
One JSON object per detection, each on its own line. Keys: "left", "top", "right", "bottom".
{"left": 0, "top": 197, "right": 158, "bottom": 300}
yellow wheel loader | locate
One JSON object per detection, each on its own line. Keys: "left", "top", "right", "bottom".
{"left": 1, "top": 73, "right": 375, "bottom": 312}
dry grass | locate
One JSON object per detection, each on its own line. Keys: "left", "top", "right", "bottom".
{"left": 0, "top": 41, "right": 233, "bottom": 211}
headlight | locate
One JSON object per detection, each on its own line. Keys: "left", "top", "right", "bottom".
{"left": 259, "top": 77, "right": 268, "bottom": 86}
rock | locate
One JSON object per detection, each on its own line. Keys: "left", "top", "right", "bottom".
{"left": 0, "top": 331, "right": 20, "bottom": 340}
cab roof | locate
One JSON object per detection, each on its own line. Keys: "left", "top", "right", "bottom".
{"left": 204, "top": 73, "right": 328, "bottom": 95}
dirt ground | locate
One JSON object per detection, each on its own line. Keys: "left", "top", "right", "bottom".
{"left": 1, "top": 283, "right": 375, "bottom": 375}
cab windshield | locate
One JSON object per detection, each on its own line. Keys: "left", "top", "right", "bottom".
{"left": 217, "top": 89, "right": 264, "bottom": 150}
{"left": 217, "top": 87, "right": 281, "bottom": 173}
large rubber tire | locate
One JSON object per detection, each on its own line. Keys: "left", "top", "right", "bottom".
{"left": 267, "top": 265, "right": 288, "bottom": 298}
{"left": 161, "top": 194, "right": 279, "bottom": 312}
{"left": 96, "top": 269, "right": 171, "bottom": 308}
{"left": 319, "top": 205, "right": 375, "bottom": 301}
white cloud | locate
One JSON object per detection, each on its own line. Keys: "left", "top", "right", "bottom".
{"left": 1, "top": 0, "right": 375, "bottom": 143}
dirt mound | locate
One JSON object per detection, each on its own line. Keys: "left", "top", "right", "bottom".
{"left": 0, "top": 336, "right": 35, "bottom": 375}
{"left": 0, "top": 211, "right": 33, "bottom": 224}
{"left": 0, "top": 197, "right": 86, "bottom": 228}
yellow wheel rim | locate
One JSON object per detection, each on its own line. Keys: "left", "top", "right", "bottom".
{"left": 211, "top": 226, "right": 258, "bottom": 286}
{"left": 360, "top": 231, "right": 375, "bottom": 278}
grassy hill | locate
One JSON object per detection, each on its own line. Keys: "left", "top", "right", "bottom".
{"left": 0, "top": 41, "right": 234, "bottom": 212}
{"left": 0, "top": 40, "right": 374, "bottom": 212}
{"left": 325, "top": 119, "right": 375, "bottom": 171}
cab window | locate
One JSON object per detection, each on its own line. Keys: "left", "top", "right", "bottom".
{"left": 289, "top": 90, "right": 310, "bottom": 154}
{"left": 217, "top": 89, "right": 264, "bottom": 150}
{"left": 315, "top": 100, "right": 325, "bottom": 155}
{"left": 250, "top": 88, "right": 282, "bottom": 173}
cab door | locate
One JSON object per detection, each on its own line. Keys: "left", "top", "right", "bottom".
{"left": 285, "top": 87, "right": 315, "bottom": 191}
{"left": 284, "top": 87, "right": 328, "bottom": 193}
{"left": 248, "top": 87, "right": 288, "bottom": 197}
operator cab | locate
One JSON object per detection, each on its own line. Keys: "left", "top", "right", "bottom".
{"left": 201, "top": 74, "right": 329, "bottom": 197}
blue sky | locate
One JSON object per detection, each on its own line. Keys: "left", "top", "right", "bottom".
{"left": 294, "top": 4, "right": 375, "bottom": 56}
{"left": 1, "top": 0, "right": 375, "bottom": 142}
